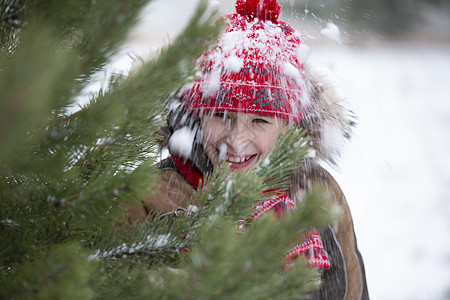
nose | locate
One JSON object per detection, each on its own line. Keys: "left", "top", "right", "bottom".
{"left": 225, "top": 119, "right": 252, "bottom": 154}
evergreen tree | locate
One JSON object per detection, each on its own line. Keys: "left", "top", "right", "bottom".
{"left": 0, "top": 0, "right": 333, "bottom": 298}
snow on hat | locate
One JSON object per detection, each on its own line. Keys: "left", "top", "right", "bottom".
{"left": 182, "top": 0, "right": 308, "bottom": 123}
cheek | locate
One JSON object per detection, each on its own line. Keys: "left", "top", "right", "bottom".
{"left": 255, "top": 128, "right": 281, "bottom": 155}
{"left": 202, "top": 119, "right": 228, "bottom": 159}
{"left": 201, "top": 121, "right": 226, "bottom": 160}
{"left": 201, "top": 122, "right": 219, "bottom": 146}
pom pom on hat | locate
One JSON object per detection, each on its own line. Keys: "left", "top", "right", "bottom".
{"left": 235, "top": 0, "right": 282, "bottom": 23}
{"left": 182, "top": 0, "right": 307, "bottom": 123}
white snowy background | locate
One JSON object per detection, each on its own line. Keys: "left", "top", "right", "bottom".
{"left": 103, "top": 0, "right": 450, "bottom": 298}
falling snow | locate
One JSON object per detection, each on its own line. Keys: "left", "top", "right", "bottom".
{"left": 169, "top": 126, "right": 196, "bottom": 158}
{"left": 320, "top": 22, "right": 341, "bottom": 43}
{"left": 224, "top": 55, "right": 244, "bottom": 73}
{"left": 283, "top": 62, "right": 301, "bottom": 80}
{"left": 296, "top": 43, "right": 311, "bottom": 64}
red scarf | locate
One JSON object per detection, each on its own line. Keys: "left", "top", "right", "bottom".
{"left": 171, "top": 154, "right": 330, "bottom": 269}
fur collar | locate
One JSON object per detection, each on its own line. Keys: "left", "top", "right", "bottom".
{"left": 301, "top": 62, "right": 356, "bottom": 167}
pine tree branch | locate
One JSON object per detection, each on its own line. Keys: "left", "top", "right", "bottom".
{"left": 183, "top": 264, "right": 204, "bottom": 300}
{"left": 59, "top": 184, "right": 129, "bottom": 209}
{"left": 0, "top": 1, "right": 334, "bottom": 298}
{"left": 34, "top": 262, "right": 71, "bottom": 295}
{"left": 79, "top": 0, "right": 142, "bottom": 71}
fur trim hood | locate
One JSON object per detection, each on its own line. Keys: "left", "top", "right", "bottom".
{"left": 301, "top": 62, "right": 356, "bottom": 167}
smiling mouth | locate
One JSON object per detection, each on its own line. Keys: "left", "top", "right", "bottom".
{"left": 221, "top": 153, "right": 258, "bottom": 170}
{"left": 225, "top": 155, "right": 254, "bottom": 164}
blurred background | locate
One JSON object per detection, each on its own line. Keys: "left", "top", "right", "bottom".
{"left": 111, "top": 0, "right": 450, "bottom": 299}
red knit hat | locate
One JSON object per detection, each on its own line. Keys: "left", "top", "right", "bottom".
{"left": 182, "top": 0, "right": 307, "bottom": 123}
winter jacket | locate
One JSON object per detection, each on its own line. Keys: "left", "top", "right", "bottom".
{"left": 127, "top": 157, "right": 368, "bottom": 300}
{"left": 126, "top": 63, "right": 369, "bottom": 299}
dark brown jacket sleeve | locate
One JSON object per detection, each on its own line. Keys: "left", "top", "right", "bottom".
{"left": 314, "top": 172, "right": 369, "bottom": 300}
{"left": 290, "top": 163, "right": 369, "bottom": 300}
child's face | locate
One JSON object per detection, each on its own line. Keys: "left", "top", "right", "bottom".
{"left": 201, "top": 112, "right": 288, "bottom": 171}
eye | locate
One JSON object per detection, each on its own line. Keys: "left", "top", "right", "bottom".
{"left": 252, "top": 118, "right": 269, "bottom": 124}
{"left": 213, "top": 112, "right": 229, "bottom": 119}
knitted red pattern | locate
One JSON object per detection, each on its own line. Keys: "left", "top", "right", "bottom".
{"left": 182, "top": 1, "right": 306, "bottom": 123}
